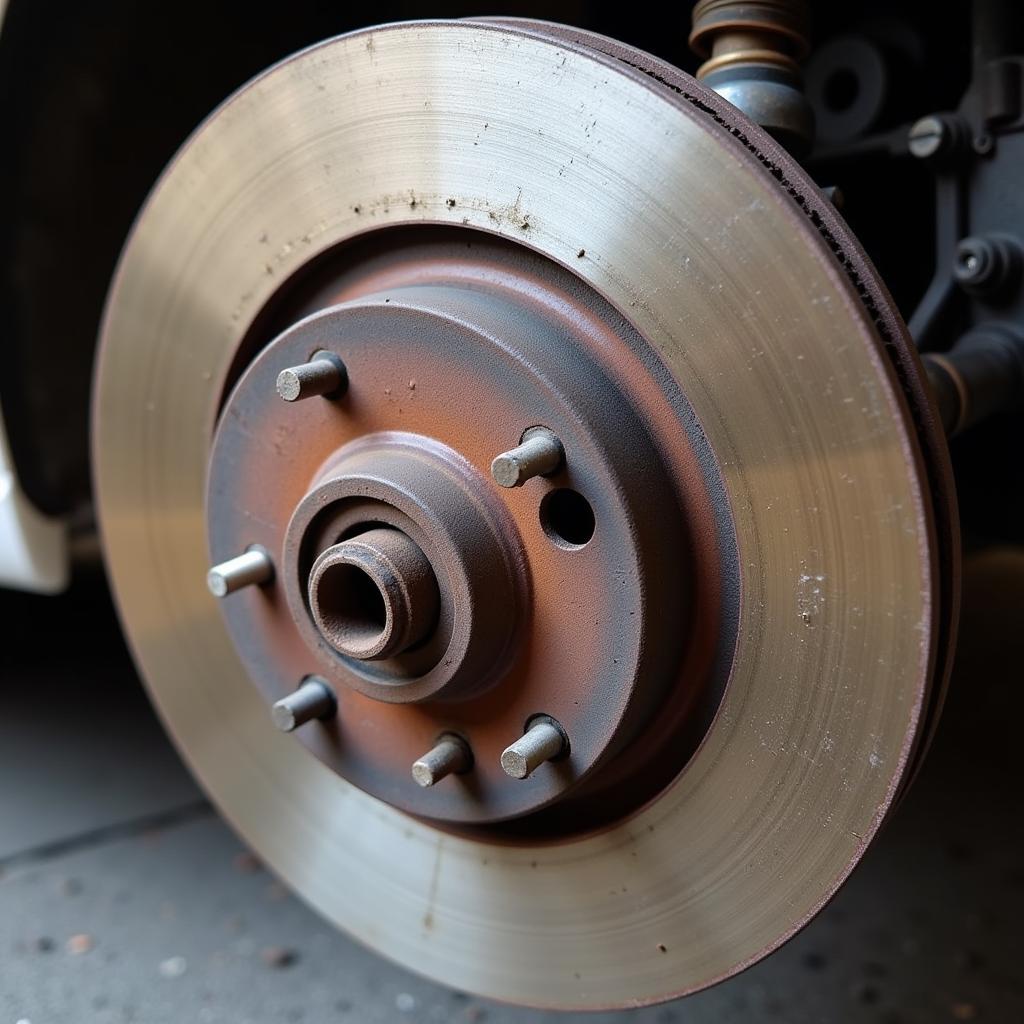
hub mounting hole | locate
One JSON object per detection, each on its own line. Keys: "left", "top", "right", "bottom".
{"left": 541, "top": 488, "right": 595, "bottom": 548}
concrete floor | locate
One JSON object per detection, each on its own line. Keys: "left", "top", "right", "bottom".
{"left": 1, "top": 554, "right": 1022, "bottom": 1023}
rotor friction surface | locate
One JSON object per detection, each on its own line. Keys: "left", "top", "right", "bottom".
{"left": 93, "top": 21, "right": 936, "bottom": 1008}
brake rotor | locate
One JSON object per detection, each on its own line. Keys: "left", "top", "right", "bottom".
{"left": 93, "top": 19, "right": 954, "bottom": 1009}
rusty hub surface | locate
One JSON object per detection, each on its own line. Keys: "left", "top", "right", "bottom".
{"left": 206, "top": 232, "right": 729, "bottom": 825}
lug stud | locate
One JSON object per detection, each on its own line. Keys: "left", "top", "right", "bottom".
{"left": 271, "top": 678, "right": 336, "bottom": 732}
{"left": 276, "top": 351, "right": 347, "bottom": 402}
{"left": 491, "top": 427, "right": 563, "bottom": 488}
{"left": 500, "top": 716, "right": 567, "bottom": 779}
{"left": 411, "top": 734, "right": 473, "bottom": 788}
{"left": 207, "top": 546, "right": 274, "bottom": 597}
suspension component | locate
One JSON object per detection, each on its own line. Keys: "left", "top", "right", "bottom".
{"left": 924, "top": 325, "right": 1024, "bottom": 435}
{"left": 690, "top": 0, "right": 814, "bottom": 154}
{"left": 953, "top": 235, "right": 1023, "bottom": 298}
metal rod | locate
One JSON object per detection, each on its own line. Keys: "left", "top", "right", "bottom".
{"left": 923, "top": 325, "right": 1024, "bottom": 436}
{"left": 491, "top": 428, "right": 564, "bottom": 488}
{"left": 411, "top": 735, "right": 472, "bottom": 787}
{"left": 207, "top": 547, "right": 274, "bottom": 597}
{"left": 276, "top": 352, "right": 347, "bottom": 402}
{"left": 500, "top": 717, "right": 567, "bottom": 779}
{"left": 271, "top": 679, "right": 337, "bottom": 732}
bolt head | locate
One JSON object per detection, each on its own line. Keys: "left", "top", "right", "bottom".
{"left": 908, "top": 116, "right": 946, "bottom": 159}
{"left": 954, "top": 239, "right": 994, "bottom": 288}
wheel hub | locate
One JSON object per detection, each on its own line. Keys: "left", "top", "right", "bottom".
{"left": 205, "top": 235, "right": 718, "bottom": 825}
{"left": 281, "top": 429, "right": 524, "bottom": 706}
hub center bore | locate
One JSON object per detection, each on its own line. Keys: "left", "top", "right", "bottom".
{"left": 307, "top": 527, "right": 439, "bottom": 661}
{"left": 282, "top": 430, "right": 526, "bottom": 707}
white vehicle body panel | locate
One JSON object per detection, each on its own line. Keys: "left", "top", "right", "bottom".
{"left": 0, "top": 404, "right": 68, "bottom": 593}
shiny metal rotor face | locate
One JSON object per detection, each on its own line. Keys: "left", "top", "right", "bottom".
{"left": 94, "top": 19, "right": 942, "bottom": 1009}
